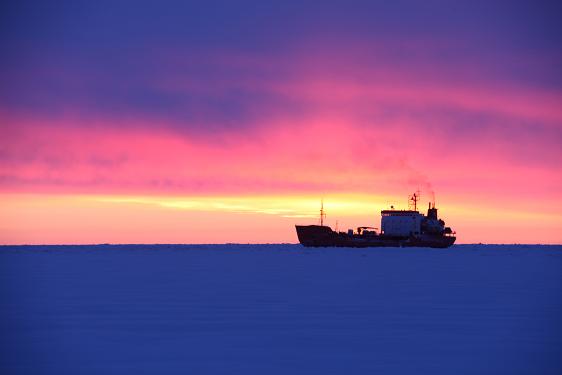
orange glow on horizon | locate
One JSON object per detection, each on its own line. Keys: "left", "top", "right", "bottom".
{"left": 1, "top": 193, "right": 561, "bottom": 245}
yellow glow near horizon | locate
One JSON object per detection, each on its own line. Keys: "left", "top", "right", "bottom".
{"left": 95, "top": 193, "right": 397, "bottom": 218}
{"left": 1, "top": 193, "right": 561, "bottom": 245}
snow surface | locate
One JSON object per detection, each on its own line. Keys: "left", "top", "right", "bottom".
{"left": 1, "top": 244, "right": 561, "bottom": 375}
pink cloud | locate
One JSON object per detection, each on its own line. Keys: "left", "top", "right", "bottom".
{"left": 1, "top": 110, "right": 560, "bottom": 206}
{"left": 1, "top": 41, "right": 560, "bottom": 229}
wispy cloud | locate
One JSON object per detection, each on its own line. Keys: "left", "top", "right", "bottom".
{"left": 95, "top": 194, "right": 376, "bottom": 219}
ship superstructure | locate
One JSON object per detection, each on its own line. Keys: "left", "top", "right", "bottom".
{"left": 295, "top": 192, "right": 455, "bottom": 248}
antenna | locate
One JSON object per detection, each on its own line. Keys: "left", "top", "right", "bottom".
{"left": 408, "top": 190, "right": 421, "bottom": 211}
{"left": 320, "top": 199, "right": 326, "bottom": 226}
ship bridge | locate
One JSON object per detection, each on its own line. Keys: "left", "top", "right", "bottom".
{"left": 381, "top": 210, "right": 424, "bottom": 236}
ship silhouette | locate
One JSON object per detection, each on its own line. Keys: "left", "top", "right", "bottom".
{"left": 295, "top": 192, "right": 456, "bottom": 248}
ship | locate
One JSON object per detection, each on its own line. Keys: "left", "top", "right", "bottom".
{"left": 295, "top": 192, "right": 456, "bottom": 248}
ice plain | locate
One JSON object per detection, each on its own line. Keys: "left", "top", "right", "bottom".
{"left": 1, "top": 244, "right": 561, "bottom": 374}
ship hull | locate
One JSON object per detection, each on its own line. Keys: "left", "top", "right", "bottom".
{"left": 295, "top": 225, "right": 456, "bottom": 248}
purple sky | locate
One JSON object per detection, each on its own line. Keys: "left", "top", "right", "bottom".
{"left": 1, "top": 1, "right": 561, "bottom": 243}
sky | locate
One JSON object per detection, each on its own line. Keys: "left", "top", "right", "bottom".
{"left": 1, "top": 0, "right": 561, "bottom": 244}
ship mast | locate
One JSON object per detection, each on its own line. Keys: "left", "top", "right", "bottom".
{"left": 408, "top": 190, "right": 421, "bottom": 211}
{"left": 320, "top": 199, "right": 326, "bottom": 226}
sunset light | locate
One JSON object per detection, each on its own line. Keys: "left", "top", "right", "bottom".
{"left": 2, "top": 2, "right": 561, "bottom": 374}
{"left": 1, "top": 2, "right": 561, "bottom": 244}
